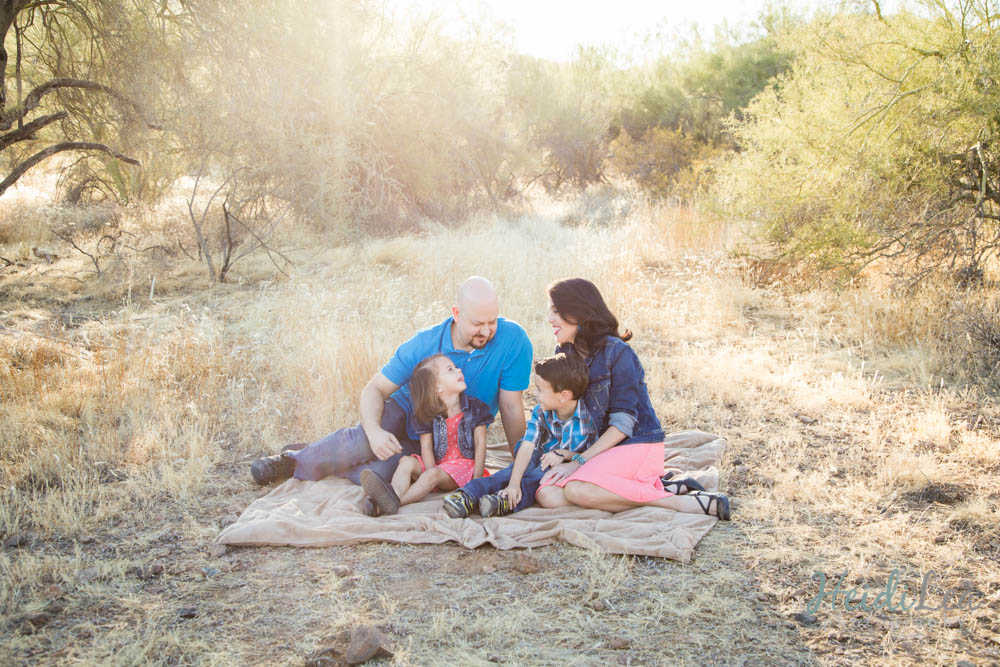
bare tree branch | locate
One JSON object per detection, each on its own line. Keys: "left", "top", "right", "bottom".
{"left": 50, "top": 225, "right": 101, "bottom": 276}
{"left": 0, "top": 140, "right": 139, "bottom": 196}
{"left": 0, "top": 77, "right": 134, "bottom": 130}
{"left": 0, "top": 109, "right": 65, "bottom": 150}
{"left": 225, "top": 206, "right": 292, "bottom": 277}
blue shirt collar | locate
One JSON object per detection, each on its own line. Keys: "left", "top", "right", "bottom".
{"left": 548, "top": 398, "right": 586, "bottom": 427}
{"left": 439, "top": 317, "right": 495, "bottom": 358}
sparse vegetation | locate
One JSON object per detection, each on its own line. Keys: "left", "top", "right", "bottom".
{"left": 3, "top": 0, "right": 1000, "bottom": 664}
{"left": 2, "top": 191, "right": 999, "bottom": 664}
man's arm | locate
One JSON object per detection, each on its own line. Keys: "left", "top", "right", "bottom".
{"left": 497, "top": 389, "right": 527, "bottom": 457}
{"left": 360, "top": 373, "right": 403, "bottom": 460}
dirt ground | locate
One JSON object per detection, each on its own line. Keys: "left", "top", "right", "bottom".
{"left": 2, "top": 212, "right": 1000, "bottom": 666}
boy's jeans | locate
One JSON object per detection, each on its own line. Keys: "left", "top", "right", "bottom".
{"left": 287, "top": 398, "right": 419, "bottom": 485}
{"left": 462, "top": 459, "right": 546, "bottom": 513}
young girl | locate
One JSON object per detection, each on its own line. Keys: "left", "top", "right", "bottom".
{"left": 360, "top": 353, "right": 493, "bottom": 515}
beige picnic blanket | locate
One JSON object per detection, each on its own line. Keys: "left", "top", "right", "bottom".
{"left": 218, "top": 430, "right": 726, "bottom": 561}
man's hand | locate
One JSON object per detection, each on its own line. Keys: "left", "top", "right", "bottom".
{"left": 367, "top": 428, "right": 402, "bottom": 460}
{"left": 500, "top": 485, "right": 522, "bottom": 506}
{"left": 541, "top": 461, "right": 580, "bottom": 486}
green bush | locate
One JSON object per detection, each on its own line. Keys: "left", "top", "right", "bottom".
{"left": 716, "top": 2, "right": 1000, "bottom": 283}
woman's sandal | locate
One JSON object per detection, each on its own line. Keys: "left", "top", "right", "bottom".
{"left": 661, "top": 476, "right": 705, "bottom": 495}
{"left": 691, "top": 491, "right": 731, "bottom": 521}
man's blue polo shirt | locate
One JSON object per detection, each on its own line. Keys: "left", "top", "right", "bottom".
{"left": 380, "top": 317, "right": 533, "bottom": 439}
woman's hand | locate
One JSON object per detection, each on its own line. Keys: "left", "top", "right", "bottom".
{"left": 541, "top": 461, "right": 580, "bottom": 486}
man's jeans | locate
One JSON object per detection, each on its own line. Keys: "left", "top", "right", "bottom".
{"left": 461, "top": 460, "right": 546, "bottom": 513}
{"left": 287, "top": 399, "right": 419, "bottom": 485}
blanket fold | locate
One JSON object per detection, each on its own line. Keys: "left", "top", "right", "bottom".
{"left": 219, "top": 430, "right": 726, "bottom": 561}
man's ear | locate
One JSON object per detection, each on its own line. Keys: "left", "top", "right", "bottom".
{"left": 451, "top": 305, "right": 460, "bottom": 322}
{"left": 559, "top": 389, "right": 575, "bottom": 403}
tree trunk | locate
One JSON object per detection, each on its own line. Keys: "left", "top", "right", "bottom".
{"left": 1, "top": 1, "right": 30, "bottom": 116}
{"left": 1, "top": 5, "right": 12, "bottom": 116}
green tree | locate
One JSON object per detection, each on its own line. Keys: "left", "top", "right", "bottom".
{"left": 508, "top": 47, "right": 624, "bottom": 191}
{"left": 0, "top": 0, "right": 154, "bottom": 199}
{"left": 717, "top": 1, "right": 1000, "bottom": 282}
{"left": 609, "top": 12, "right": 796, "bottom": 199}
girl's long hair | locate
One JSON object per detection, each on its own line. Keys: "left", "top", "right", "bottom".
{"left": 547, "top": 278, "right": 631, "bottom": 357}
{"left": 411, "top": 354, "right": 448, "bottom": 425}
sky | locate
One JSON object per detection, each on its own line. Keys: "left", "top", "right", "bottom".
{"left": 401, "top": 0, "right": 850, "bottom": 61}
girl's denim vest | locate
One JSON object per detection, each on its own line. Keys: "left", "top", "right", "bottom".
{"left": 558, "top": 337, "right": 664, "bottom": 445}
{"left": 426, "top": 393, "right": 493, "bottom": 461}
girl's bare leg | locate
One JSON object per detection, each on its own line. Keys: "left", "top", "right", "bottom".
{"left": 399, "top": 467, "right": 455, "bottom": 506}
{"left": 563, "top": 481, "right": 725, "bottom": 516}
{"left": 536, "top": 485, "right": 574, "bottom": 508}
{"left": 391, "top": 456, "right": 421, "bottom": 498}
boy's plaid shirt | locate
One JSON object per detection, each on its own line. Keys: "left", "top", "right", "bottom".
{"left": 518, "top": 400, "right": 598, "bottom": 462}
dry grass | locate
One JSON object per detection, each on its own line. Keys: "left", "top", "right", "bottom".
{"left": 1, "top": 191, "right": 999, "bottom": 665}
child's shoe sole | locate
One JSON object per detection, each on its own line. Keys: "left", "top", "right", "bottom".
{"left": 360, "top": 469, "right": 400, "bottom": 515}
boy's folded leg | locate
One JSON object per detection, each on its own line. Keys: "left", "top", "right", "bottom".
{"left": 512, "top": 464, "right": 547, "bottom": 513}
{"left": 462, "top": 463, "right": 513, "bottom": 503}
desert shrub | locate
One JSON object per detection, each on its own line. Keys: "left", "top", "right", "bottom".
{"left": 949, "top": 296, "right": 1000, "bottom": 392}
{"left": 607, "top": 12, "right": 795, "bottom": 201}
{"left": 507, "top": 49, "right": 624, "bottom": 192}
{"left": 556, "top": 183, "right": 636, "bottom": 227}
{"left": 716, "top": 1, "right": 1000, "bottom": 284}
{"left": 606, "top": 126, "right": 726, "bottom": 201}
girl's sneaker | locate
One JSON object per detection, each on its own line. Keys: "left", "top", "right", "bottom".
{"left": 442, "top": 490, "right": 474, "bottom": 518}
{"left": 479, "top": 493, "right": 514, "bottom": 518}
{"left": 360, "top": 469, "right": 400, "bottom": 515}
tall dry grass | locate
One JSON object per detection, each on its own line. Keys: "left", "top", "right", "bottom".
{"left": 1, "top": 188, "right": 999, "bottom": 664}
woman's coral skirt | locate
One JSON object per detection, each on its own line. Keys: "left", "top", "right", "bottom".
{"left": 542, "top": 441, "right": 670, "bottom": 502}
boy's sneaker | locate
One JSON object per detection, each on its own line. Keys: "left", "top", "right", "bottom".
{"left": 250, "top": 452, "right": 296, "bottom": 485}
{"left": 442, "top": 490, "right": 474, "bottom": 518}
{"left": 479, "top": 493, "right": 515, "bottom": 518}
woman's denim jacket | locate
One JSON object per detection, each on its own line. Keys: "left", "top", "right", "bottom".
{"left": 413, "top": 393, "right": 494, "bottom": 461}
{"left": 556, "top": 336, "right": 664, "bottom": 445}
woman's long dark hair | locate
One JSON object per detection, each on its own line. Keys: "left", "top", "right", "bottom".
{"left": 547, "top": 278, "right": 631, "bottom": 357}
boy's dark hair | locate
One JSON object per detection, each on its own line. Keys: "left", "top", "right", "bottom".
{"left": 411, "top": 354, "right": 448, "bottom": 425}
{"left": 534, "top": 352, "right": 589, "bottom": 400}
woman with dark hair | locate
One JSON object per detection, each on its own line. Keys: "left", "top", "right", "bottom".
{"left": 535, "top": 278, "right": 731, "bottom": 519}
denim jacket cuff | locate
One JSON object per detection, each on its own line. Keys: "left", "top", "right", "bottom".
{"left": 608, "top": 411, "right": 637, "bottom": 437}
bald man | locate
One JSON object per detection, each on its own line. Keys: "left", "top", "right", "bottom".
{"left": 251, "top": 277, "right": 534, "bottom": 501}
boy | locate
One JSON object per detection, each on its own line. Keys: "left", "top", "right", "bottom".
{"left": 442, "top": 352, "right": 597, "bottom": 518}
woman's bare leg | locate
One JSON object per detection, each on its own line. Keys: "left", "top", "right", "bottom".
{"left": 399, "top": 467, "right": 455, "bottom": 506}
{"left": 536, "top": 485, "right": 574, "bottom": 508}
{"left": 563, "top": 481, "right": 725, "bottom": 517}
{"left": 562, "top": 481, "right": 638, "bottom": 512}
